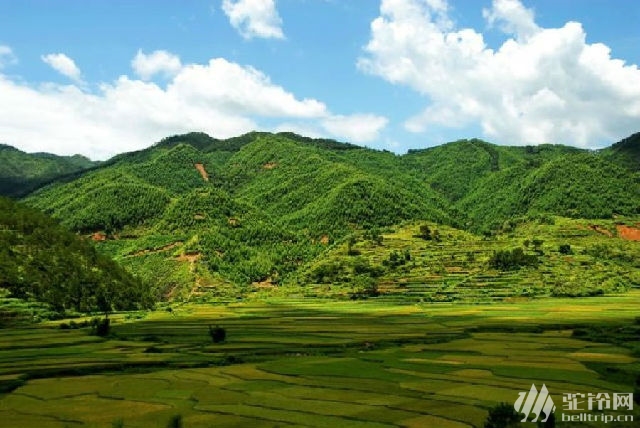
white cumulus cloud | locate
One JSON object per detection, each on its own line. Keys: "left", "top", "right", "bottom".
{"left": 275, "top": 113, "right": 389, "bottom": 144}
{"left": 321, "top": 114, "right": 389, "bottom": 143}
{"left": 359, "top": 0, "right": 640, "bottom": 148}
{"left": 0, "top": 51, "right": 384, "bottom": 160}
{"left": 41, "top": 53, "right": 83, "bottom": 82}
{"left": 483, "top": 0, "right": 538, "bottom": 41}
{"left": 131, "top": 50, "right": 182, "bottom": 80}
{"left": 222, "top": 0, "right": 284, "bottom": 40}
{"left": 0, "top": 45, "right": 17, "bottom": 68}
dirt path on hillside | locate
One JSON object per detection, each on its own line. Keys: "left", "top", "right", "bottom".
{"left": 175, "top": 252, "right": 203, "bottom": 299}
{"left": 126, "top": 242, "right": 183, "bottom": 257}
{"left": 588, "top": 225, "right": 613, "bottom": 237}
{"left": 194, "top": 163, "right": 209, "bottom": 181}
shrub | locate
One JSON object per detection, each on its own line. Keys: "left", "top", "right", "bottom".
{"left": 346, "top": 237, "right": 361, "bottom": 256}
{"left": 558, "top": 244, "right": 572, "bottom": 255}
{"left": 417, "top": 224, "right": 432, "bottom": 240}
{"left": 383, "top": 250, "right": 408, "bottom": 268}
{"left": 483, "top": 402, "right": 522, "bottom": 428}
{"left": 91, "top": 317, "right": 111, "bottom": 337}
{"left": 350, "top": 277, "right": 379, "bottom": 300}
{"left": 167, "top": 414, "right": 183, "bottom": 428}
{"left": 209, "top": 325, "right": 226, "bottom": 343}
{"left": 489, "top": 248, "right": 539, "bottom": 271}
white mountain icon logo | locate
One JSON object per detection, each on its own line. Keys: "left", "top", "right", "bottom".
{"left": 514, "top": 384, "right": 556, "bottom": 423}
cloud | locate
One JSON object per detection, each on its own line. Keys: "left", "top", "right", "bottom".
{"left": 483, "top": 0, "right": 538, "bottom": 41}
{"left": 359, "top": 0, "right": 640, "bottom": 148}
{"left": 222, "top": 0, "right": 284, "bottom": 40}
{"left": 131, "top": 50, "right": 182, "bottom": 80}
{"left": 321, "top": 114, "right": 388, "bottom": 143}
{"left": 171, "top": 58, "right": 326, "bottom": 117}
{"left": 275, "top": 113, "right": 389, "bottom": 144}
{"left": 41, "top": 53, "right": 83, "bottom": 82}
{"left": 0, "top": 52, "right": 383, "bottom": 160}
{"left": 0, "top": 45, "right": 17, "bottom": 68}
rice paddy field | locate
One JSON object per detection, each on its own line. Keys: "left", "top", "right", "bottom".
{"left": 2, "top": 293, "right": 640, "bottom": 427}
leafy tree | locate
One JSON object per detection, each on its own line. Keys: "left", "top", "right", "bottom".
{"left": 209, "top": 325, "right": 226, "bottom": 343}
{"left": 418, "top": 224, "right": 432, "bottom": 240}
{"left": 558, "top": 244, "right": 572, "bottom": 255}
{"left": 489, "top": 248, "right": 539, "bottom": 271}
{"left": 166, "top": 414, "right": 183, "bottom": 428}
{"left": 347, "top": 236, "right": 360, "bottom": 256}
{"left": 484, "top": 402, "right": 522, "bottom": 428}
{"left": 91, "top": 317, "right": 111, "bottom": 337}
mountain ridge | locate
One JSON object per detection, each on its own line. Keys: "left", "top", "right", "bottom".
{"left": 0, "top": 144, "right": 99, "bottom": 198}
{"left": 15, "top": 130, "right": 639, "bottom": 300}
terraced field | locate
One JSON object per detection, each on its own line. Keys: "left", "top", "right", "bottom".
{"left": 1, "top": 294, "right": 640, "bottom": 427}
{"left": 297, "top": 217, "right": 639, "bottom": 302}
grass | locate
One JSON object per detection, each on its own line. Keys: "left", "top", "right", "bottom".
{"left": 0, "top": 293, "right": 639, "bottom": 427}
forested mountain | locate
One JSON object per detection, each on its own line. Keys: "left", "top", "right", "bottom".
{"left": 17, "top": 131, "right": 640, "bottom": 300}
{"left": 600, "top": 131, "right": 640, "bottom": 171}
{"left": 0, "top": 144, "right": 98, "bottom": 197}
{"left": 0, "top": 197, "right": 152, "bottom": 323}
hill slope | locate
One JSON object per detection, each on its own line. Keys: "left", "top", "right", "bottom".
{"left": 0, "top": 144, "right": 98, "bottom": 197}
{"left": 0, "top": 197, "right": 152, "bottom": 323}
{"left": 601, "top": 131, "right": 640, "bottom": 171}
{"left": 21, "top": 131, "right": 640, "bottom": 300}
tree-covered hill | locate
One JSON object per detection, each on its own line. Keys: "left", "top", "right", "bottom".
{"left": 600, "top": 131, "right": 640, "bottom": 171}
{"left": 0, "top": 197, "right": 152, "bottom": 323}
{"left": 456, "top": 151, "right": 640, "bottom": 232}
{"left": 18, "top": 130, "right": 640, "bottom": 300}
{"left": 0, "top": 144, "right": 98, "bottom": 197}
{"left": 222, "top": 135, "right": 452, "bottom": 235}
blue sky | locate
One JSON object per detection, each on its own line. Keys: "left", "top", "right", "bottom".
{"left": 0, "top": 0, "right": 639, "bottom": 159}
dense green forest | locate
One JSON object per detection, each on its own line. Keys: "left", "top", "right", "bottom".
{"left": 0, "top": 197, "right": 152, "bottom": 323}
{"left": 5, "top": 130, "right": 638, "bottom": 302}
{"left": 0, "top": 144, "right": 98, "bottom": 197}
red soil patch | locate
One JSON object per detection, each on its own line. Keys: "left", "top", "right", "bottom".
{"left": 175, "top": 252, "right": 201, "bottom": 263}
{"left": 263, "top": 162, "right": 278, "bottom": 170}
{"left": 91, "top": 232, "right": 107, "bottom": 241}
{"left": 194, "top": 163, "right": 209, "bottom": 182}
{"left": 617, "top": 224, "right": 640, "bottom": 241}
{"left": 252, "top": 278, "right": 276, "bottom": 288}
{"left": 588, "top": 225, "right": 613, "bottom": 237}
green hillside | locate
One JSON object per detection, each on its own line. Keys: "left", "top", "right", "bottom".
{"left": 457, "top": 151, "right": 640, "bottom": 231}
{"left": 20, "top": 131, "right": 640, "bottom": 301}
{"left": 0, "top": 197, "right": 152, "bottom": 324}
{"left": 601, "top": 131, "right": 640, "bottom": 171}
{"left": 0, "top": 144, "right": 98, "bottom": 198}
{"left": 223, "top": 135, "right": 451, "bottom": 235}
{"left": 293, "top": 217, "right": 639, "bottom": 302}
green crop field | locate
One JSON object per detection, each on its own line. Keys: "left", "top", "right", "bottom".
{"left": 1, "top": 293, "right": 640, "bottom": 427}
